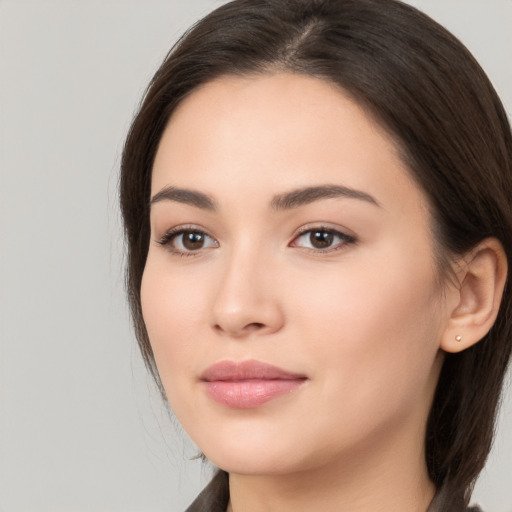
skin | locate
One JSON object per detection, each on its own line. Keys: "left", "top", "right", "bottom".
{"left": 141, "top": 73, "right": 463, "bottom": 512}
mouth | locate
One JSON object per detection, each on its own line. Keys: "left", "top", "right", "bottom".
{"left": 200, "top": 359, "right": 308, "bottom": 409}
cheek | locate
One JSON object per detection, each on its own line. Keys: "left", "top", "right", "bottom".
{"left": 140, "top": 258, "right": 210, "bottom": 384}
{"left": 140, "top": 261, "right": 218, "bottom": 431}
{"left": 290, "top": 247, "right": 442, "bottom": 408}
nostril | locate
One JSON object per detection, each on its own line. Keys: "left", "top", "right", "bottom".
{"left": 213, "top": 321, "right": 266, "bottom": 334}
{"left": 247, "top": 322, "right": 265, "bottom": 330}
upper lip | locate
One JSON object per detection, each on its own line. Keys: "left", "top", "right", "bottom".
{"left": 200, "top": 359, "right": 307, "bottom": 382}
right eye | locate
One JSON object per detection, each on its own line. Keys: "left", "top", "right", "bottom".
{"left": 158, "top": 228, "right": 219, "bottom": 255}
{"left": 290, "top": 226, "right": 356, "bottom": 253}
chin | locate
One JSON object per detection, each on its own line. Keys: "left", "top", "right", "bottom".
{"left": 194, "top": 428, "right": 305, "bottom": 476}
{"left": 197, "top": 426, "right": 348, "bottom": 479}
{"left": 206, "top": 451, "right": 296, "bottom": 477}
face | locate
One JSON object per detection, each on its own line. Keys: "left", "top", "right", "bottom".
{"left": 142, "top": 73, "right": 449, "bottom": 477}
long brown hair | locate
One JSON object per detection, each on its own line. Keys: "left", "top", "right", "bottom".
{"left": 120, "top": 0, "right": 512, "bottom": 509}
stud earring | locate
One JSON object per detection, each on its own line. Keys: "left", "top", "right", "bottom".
{"left": 455, "top": 335, "right": 462, "bottom": 342}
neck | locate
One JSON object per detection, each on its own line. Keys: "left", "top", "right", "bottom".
{"left": 226, "top": 420, "right": 436, "bottom": 512}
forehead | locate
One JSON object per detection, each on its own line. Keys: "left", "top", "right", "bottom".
{"left": 151, "top": 72, "right": 427, "bottom": 217}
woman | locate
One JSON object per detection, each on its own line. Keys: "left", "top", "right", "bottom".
{"left": 120, "top": 1, "right": 512, "bottom": 510}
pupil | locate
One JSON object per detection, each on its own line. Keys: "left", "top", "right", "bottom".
{"left": 310, "top": 230, "right": 333, "bottom": 248}
{"left": 183, "top": 232, "right": 204, "bottom": 250}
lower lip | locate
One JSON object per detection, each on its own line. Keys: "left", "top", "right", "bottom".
{"left": 203, "top": 379, "right": 306, "bottom": 408}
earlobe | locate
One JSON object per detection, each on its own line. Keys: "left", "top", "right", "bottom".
{"left": 440, "top": 238, "right": 508, "bottom": 354}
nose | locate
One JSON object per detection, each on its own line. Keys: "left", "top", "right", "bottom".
{"left": 210, "top": 248, "right": 285, "bottom": 338}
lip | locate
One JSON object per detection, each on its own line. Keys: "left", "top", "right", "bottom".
{"left": 200, "top": 360, "right": 307, "bottom": 409}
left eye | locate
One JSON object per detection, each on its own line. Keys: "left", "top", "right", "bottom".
{"left": 159, "top": 229, "right": 218, "bottom": 253}
{"left": 291, "top": 228, "right": 354, "bottom": 251}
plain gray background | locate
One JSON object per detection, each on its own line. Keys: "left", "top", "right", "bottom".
{"left": 1, "top": 1, "right": 511, "bottom": 511}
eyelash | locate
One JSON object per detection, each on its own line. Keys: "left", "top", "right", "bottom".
{"left": 291, "top": 226, "right": 356, "bottom": 253}
{"left": 156, "top": 225, "right": 356, "bottom": 257}
{"left": 157, "top": 226, "right": 218, "bottom": 257}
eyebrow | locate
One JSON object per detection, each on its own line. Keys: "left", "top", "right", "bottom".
{"left": 150, "top": 186, "right": 216, "bottom": 211}
{"left": 271, "top": 184, "right": 380, "bottom": 210}
{"left": 150, "top": 184, "right": 380, "bottom": 211}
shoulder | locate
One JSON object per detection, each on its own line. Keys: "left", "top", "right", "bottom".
{"left": 184, "top": 470, "right": 229, "bottom": 512}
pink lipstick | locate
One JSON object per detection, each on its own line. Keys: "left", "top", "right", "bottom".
{"left": 200, "top": 360, "right": 307, "bottom": 409}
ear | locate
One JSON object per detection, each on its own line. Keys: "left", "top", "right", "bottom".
{"left": 440, "top": 238, "right": 508, "bottom": 354}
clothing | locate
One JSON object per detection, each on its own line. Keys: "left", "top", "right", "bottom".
{"left": 185, "top": 471, "right": 229, "bottom": 512}
{"left": 184, "top": 471, "right": 483, "bottom": 512}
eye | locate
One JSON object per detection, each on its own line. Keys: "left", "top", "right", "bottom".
{"left": 290, "top": 227, "right": 355, "bottom": 252}
{"left": 158, "top": 228, "right": 219, "bottom": 255}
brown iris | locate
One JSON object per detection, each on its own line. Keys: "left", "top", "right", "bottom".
{"left": 310, "top": 230, "right": 334, "bottom": 249}
{"left": 182, "top": 231, "right": 206, "bottom": 250}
